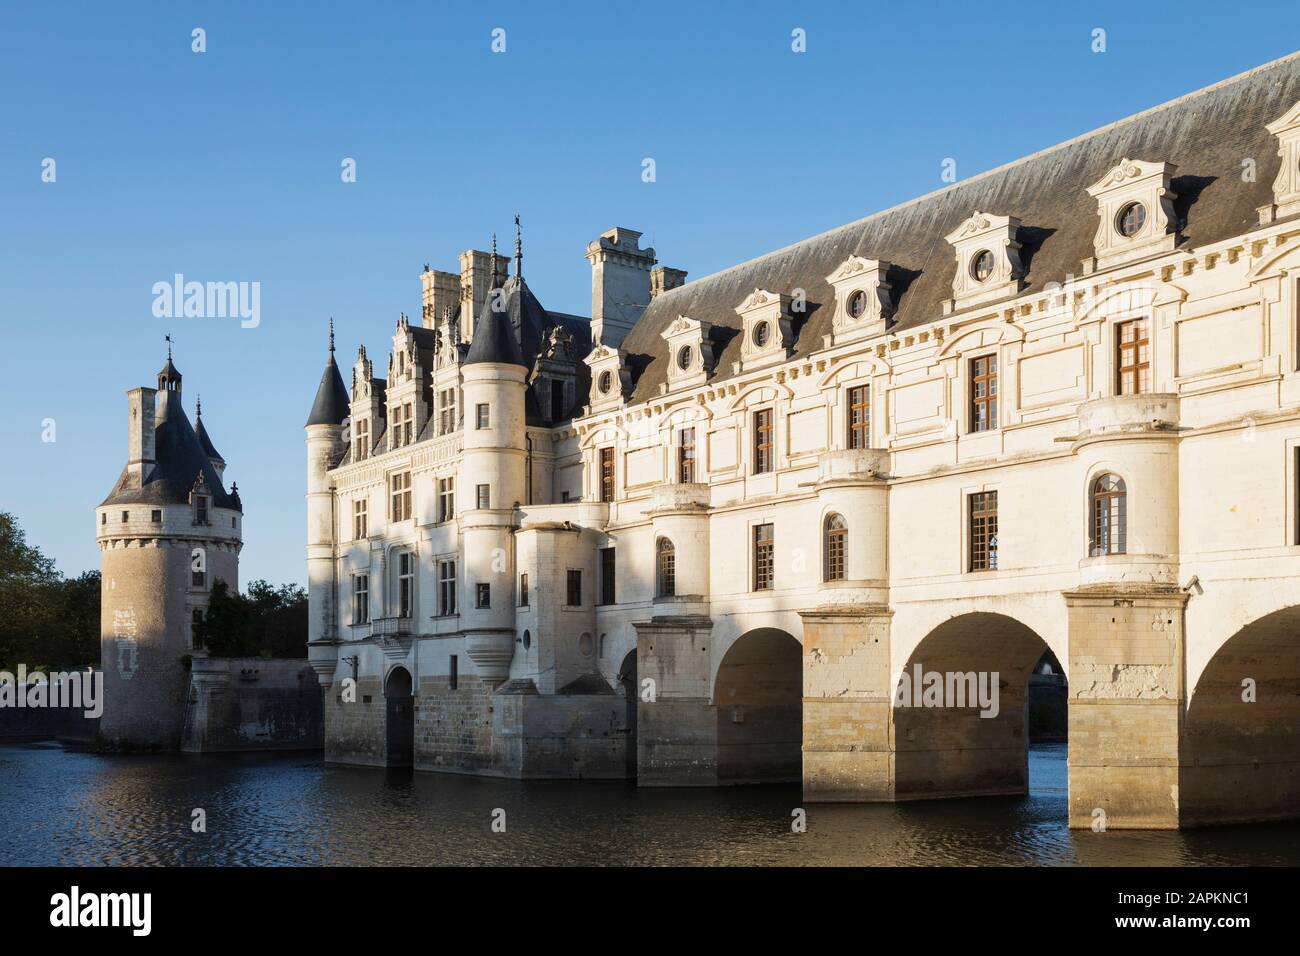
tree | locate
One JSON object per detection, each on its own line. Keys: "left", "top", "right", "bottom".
{"left": 0, "top": 512, "right": 100, "bottom": 671}
{"left": 195, "top": 578, "right": 308, "bottom": 659}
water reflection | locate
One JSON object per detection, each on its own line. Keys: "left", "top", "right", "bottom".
{"left": 1, "top": 741, "right": 1296, "bottom": 866}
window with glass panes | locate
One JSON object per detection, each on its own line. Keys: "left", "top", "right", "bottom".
{"left": 678, "top": 427, "right": 696, "bottom": 483}
{"left": 847, "top": 386, "right": 870, "bottom": 449}
{"left": 753, "top": 523, "right": 774, "bottom": 590}
{"left": 1116, "top": 318, "right": 1150, "bottom": 395}
{"left": 390, "top": 472, "right": 411, "bottom": 521}
{"left": 969, "top": 491, "right": 998, "bottom": 571}
{"left": 753, "top": 409, "right": 774, "bottom": 473}
{"left": 970, "top": 355, "right": 998, "bottom": 432}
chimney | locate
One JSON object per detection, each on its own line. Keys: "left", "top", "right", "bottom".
{"left": 585, "top": 227, "right": 656, "bottom": 348}
{"left": 650, "top": 266, "right": 688, "bottom": 299}
{"left": 421, "top": 268, "right": 460, "bottom": 330}
{"left": 457, "top": 249, "right": 496, "bottom": 343}
{"left": 127, "top": 386, "right": 156, "bottom": 484}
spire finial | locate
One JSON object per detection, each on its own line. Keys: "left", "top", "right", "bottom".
{"left": 490, "top": 233, "right": 500, "bottom": 288}
{"left": 196, "top": 394, "right": 202, "bottom": 418}
{"left": 166, "top": 333, "right": 173, "bottom": 361}
{"left": 514, "top": 213, "right": 523, "bottom": 281}
{"left": 329, "top": 317, "right": 335, "bottom": 356}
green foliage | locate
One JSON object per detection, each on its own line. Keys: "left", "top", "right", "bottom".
{"left": 0, "top": 512, "right": 101, "bottom": 671}
{"left": 195, "top": 578, "right": 308, "bottom": 659}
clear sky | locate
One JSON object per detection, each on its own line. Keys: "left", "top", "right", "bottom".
{"left": 1, "top": 1, "right": 1295, "bottom": 585}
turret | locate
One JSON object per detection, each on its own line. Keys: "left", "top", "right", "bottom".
{"left": 305, "top": 321, "right": 349, "bottom": 687}
{"left": 195, "top": 396, "right": 226, "bottom": 482}
{"left": 98, "top": 347, "right": 242, "bottom": 750}
{"left": 459, "top": 239, "right": 528, "bottom": 681}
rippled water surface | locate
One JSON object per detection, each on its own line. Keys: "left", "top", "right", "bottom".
{"left": 2, "top": 741, "right": 1297, "bottom": 866}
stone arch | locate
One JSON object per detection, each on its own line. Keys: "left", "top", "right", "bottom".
{"left": 712, "top": 627, "right": 802, "bottom": 784}
{"left": 1180, "top": 605, "right": 1300, "bottom": 826}
{"left": 616, "top": 649, "right": 638, "bottom": 778}
{"left": 384, "top": 665, "right": 414, "bottom": 768}
{"left": 893, "top": 612, "right": 1058, "bottom": 801}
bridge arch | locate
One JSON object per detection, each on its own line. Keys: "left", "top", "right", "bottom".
{"left": 1181, "top": 605, "right": 1300, "bottom": 826}
{"left": 712, "top": 627, "right": 802, "bottom": 784}
{"left": 893, "top": 611, "right": 1061, "bottom": 801}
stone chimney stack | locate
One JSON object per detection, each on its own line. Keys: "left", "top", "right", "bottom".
{"left": 126, "top": 386, "right": 156, "bottom": 484}
{"left": 421, "top": 268, "right": 460, "bottom": 330}
{"left": 650, "top": 266, "right": 688, "bottom": 299}
{"left": 585, "top": 227, "right": 657, "bottom": 348}
{"left": 458, "top": 249, "right": 496, "bottom": 343}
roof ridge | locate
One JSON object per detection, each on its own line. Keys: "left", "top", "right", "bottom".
{"left": 653, "top": 51, "right": 1300, "bottom": 298}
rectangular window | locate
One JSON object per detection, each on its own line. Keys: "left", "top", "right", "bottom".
{"left": 438, "top": 559, "right": 456, "bottom": 616}
{"left": 390, "top": 404, "right": 405, "bottom": 448}
{"left": 151, "top": 509, "right": 161, "bottom": 523}
{"left": 354, "top": 418, "right": 370, "bottom": 461}
{"left": 476, "top": 403, "right": 490, "bottom": 429}
{"left": 475, "top": 582, "right": 490, "bottom": 609}
{"left": 566, "top": 569, "right": 582, "bottom": 607}
{"left": 551, "top": 382, "right": 566, "bottom": 422}
{"left": 476, "top": 484, "right": 490, "bottom": 510}
{"left": 195, "top": 497, "right": 208, "bottom": 525}
{"left": 1116, "top": 318, "right": 1150, "bottom": 395}
{"left": 390, "top": 472, "right": 412, "bottom": 521}
{"left": 122, "top": 511, "right": 129, "bottom": 522}
{"left": 518, "top": 572, "right": 529, "bottom": 607}
{"left": 439, "top": 388, "right": 456, "bottom": 435}
{"left": 753, "top": 523, "right": 775, "bottom": 590}
{"left": 449, "top": 655, "right": 458, "bottom": 691}
{"left": 600, "top": 447, "right": 615, "bottom": 502}
{"left": 353, "top": 498, "right": 367, "bottom": 539}
{"left": 599, "top": 547, "right": 616, "bottom": 606}
{"left": 753, "top": 409, "right": 774, "bottom": 473}
{"left": 398, "top": 552, "right": 414, "bottom": 617}
{"left": 437, "top": 477, "right": 455, "bottom": 522}
{"left": 848, "top": 385, "right": 870, "bottom": 450}
{"left": 969, "top": 491, "right": 999, "bottom": 572}
{"left": 353, "top": 574, "right": 369, "bottom": 625}
{"left": 679, "top": 427, "right": 696, "bottom": 483}
{"left": 403, "top": 402, "right": 414, "bottom": 446}
{"left": 101, "top": 513, "right": 106, "bottom": 525}
{"left": 970, "top": 355, "right": 998, "bottom": 433}
{"left": 192, "top": 566, "right": 205, "bottom": 588}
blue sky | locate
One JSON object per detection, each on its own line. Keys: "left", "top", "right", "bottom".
{"left": 1, "top": 1, "right": 1294, "bottom": 584}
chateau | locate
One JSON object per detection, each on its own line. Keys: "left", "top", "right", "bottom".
{"left": 306, "top": 54, "right": 1300, "bottom": 829}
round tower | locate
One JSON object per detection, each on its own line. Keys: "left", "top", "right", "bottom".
{"left": 305, "top": 321, "right": 350, "bottom": 688}
{"left": 97, "top": 352, "right": 242, "bottom": 750}
{"left": 459, "top": 246, "right": 528, "bottom": 680}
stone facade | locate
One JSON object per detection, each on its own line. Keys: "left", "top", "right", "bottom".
{"left": 308, "top": 55, "right": 1300, "bottom": 828}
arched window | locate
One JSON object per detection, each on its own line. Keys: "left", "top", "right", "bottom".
{"left": 657, "top": 538, "right": 676, "bottom": 597}
{"left": 823, "top": 513, "right": 847, "bottom": 582}
{"left": 1090, "top": 474, "right": 1127, "bottom": 556}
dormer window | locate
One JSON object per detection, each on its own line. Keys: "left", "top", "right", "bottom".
{"left": 582, "top": 343, "right": 632, "bottom": 410}
{"left": 195, "top": 497, "right": 208, "bottom": 526}
{"left": 943, "top": 213, "right": 1024, "bottom": 314}
{"left": 826, "top": 256, "right": 893, "bottom": 345}
{"left": 735, "top": 290, "right": 795, "bottom": 372}
{"left": 660, "top": 315, "right": 715, "bottom": 391}
{"left": 1083, "top": 159, "right": 1177, "bottom": 272}
{"left": 1261, "top": 100, "right": 1300, "bottom": 224}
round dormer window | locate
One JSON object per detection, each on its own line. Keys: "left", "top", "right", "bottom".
{"left": 1116, "top": 201, "right": 1146, "bottom": 238}
{"left": 970, "top": 250, "right": 995, "bottom": 282}
{"left": 598, "top": 370, "right": 613, "bottom": 394}
{"left": 752, "top": 321, "right": 770, "bottom": 348}
{"left": 847, "top": 289, "right": 868, "bottom": 319}
{"left": 677, "top": 345, "right": 694, "bottom": 370}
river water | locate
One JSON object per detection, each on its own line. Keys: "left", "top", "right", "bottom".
{"left": 2, "top": 740, "right": 1296, "bottom": 866}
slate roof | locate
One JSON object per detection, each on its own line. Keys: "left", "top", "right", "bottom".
{"left": 306, "top": 353, "right": 351, "bottom": 427}
{"left": 620, "top": 53, "right": 1300, "bottom": 403}
{"left": 101, "top": 393, "right": 240, "bottom": 510}
{"left": 195, "top": 413, "right": 223, "bottom": 464}
{"left": 464, "top": 276, "right": 529, "bottom": 368}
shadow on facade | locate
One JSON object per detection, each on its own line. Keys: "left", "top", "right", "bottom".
{"left": 713, "top": 628, "right": 802, "bottom": 784}
{"left": 384, "top": 666, "right": 414, "bottom": 768}
{"left": 1181, "top": 605, "right": 1300, "bottom": 826}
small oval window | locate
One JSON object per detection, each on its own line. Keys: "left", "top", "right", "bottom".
{"left": 1117, "top": 202, "right": 1145, "bottom": 238}
{"left": 677, "top": 345, "right": 693, "bottom": 370}
{"left": 752, "top": 321, "right": 770, "bottom": 347}
{"left": 598, "top": 370, "right": 612, "bottom": 394}
{"left": 847, "top": 289, "right": 868, "bottom": 319}
{"left": 970, "top": 250, "right": 994, "bottom": 282}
